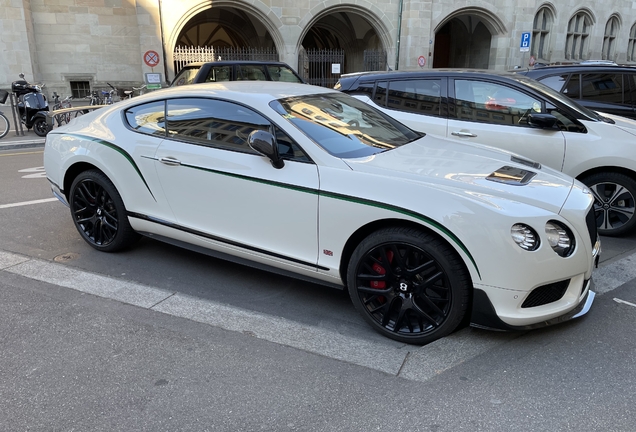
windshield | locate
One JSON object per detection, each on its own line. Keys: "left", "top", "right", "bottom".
{"left": 512, "top": 75, "right": 602, "bottom": 121}
{"left": 270, "top": 93, "right": 421, "bottom": 158}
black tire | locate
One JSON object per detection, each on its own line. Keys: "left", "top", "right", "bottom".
{"left": 581, "top": 172, "right": 636, "bottom": 237}
{"left": 346, "top": 227, "right": 471, "bottom": 345}
{"left": 0, "top": 112, "right": 9, "bottom": 139}
{"left": 69, "top": 170, "right": 140, "bottom": 252}
{"left": 33, "top": 117, "right": 49, "bottom": 137}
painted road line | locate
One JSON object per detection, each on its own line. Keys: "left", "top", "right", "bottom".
{"left": 614, "top": 298, "right": 636, "bottom": 308}
{"left": 593, "top": 252, "right": 636, "bottom": 294}
{"left": 0, "top": 150, "right": 44, "bottom": 157}
{"left": 0, "top": 198, "right": 58, "bottom": 209}
{"left": 2, "top": 248, "right": 636, "bottom": 382}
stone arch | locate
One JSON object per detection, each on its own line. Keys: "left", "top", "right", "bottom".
{"left": 432, "top": 7, "right": 506, "bottom": 68}
{"left": 166, "top": 1, "right": 286, "bottom": 71}
{"left": 296, "top": 4, "right": 393, "bottom": 58}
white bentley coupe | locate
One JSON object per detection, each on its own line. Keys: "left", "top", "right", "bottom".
{"left": 44, "top": 82, "right": 600, "bottom": 345}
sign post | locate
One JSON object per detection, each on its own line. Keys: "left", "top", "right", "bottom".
{"left": 519, "top": 32, "right": 531, "bottom": 69}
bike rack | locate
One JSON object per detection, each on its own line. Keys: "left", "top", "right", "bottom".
{"left": 8, "top": 93, "right": 25, "bottom": 137}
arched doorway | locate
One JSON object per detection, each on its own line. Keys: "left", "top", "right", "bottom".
{"left": 433, "top": 11, "right": 504, "bottom": 69}
{"left": 173, "top": 7, "right": 280, "bottom": 72}
{"left": 299, "top": 10, "right": 387, "bottom": 87}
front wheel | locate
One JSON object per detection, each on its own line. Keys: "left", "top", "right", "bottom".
{"left": 0, "top": 112, "right": 9, "bottom": 139}
{"left": 69, "top": 170, "right": 140, "bottom": 252}
{"left": 33, "top": 117, "right": 49, "bottom": 137}
{"left": 582, "top": 172, "right": 636, "bottom": 237}
{"left": 347, "top": 227, "right": 471, "bottom": 345}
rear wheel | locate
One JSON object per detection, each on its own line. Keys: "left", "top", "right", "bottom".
{"left": 582, "top": 172, "right": 636, "bottom": 237}
{"left": 33, "top": 117, "right": 49, "bottom": 136}
{"left": 69, "top": 170, "right": 140, "bottom": 252}
{"left": 0, "top": 112, "right": 9, "bottom": 139}
{"left": 347, "top": 227, "right": 471, "bottom": 345}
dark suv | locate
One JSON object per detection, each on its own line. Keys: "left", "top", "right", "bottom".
{"left": 170, "top": 61, "right": 305, "bottom": 87}
{"left": 517, "top": 64, "right": 636, "bottom": 119}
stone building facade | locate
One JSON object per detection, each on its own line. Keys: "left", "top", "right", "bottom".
{"left": 2, "top": 0, "right": 636, "bottom": 97}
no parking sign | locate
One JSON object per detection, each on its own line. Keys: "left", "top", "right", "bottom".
{"left": 143, "top": 50, "right": 160, "bottom": 68}
{"left": 417, "top": 55, "right": 426, "bottom": 68}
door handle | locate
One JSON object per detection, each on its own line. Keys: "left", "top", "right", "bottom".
{"left": 159, "top": 157, "right": 181, "bottom": 166}
{"left": 451, "top": 131, "right": 477, "bottom": 138}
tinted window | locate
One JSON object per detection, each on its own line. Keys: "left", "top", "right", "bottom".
{"left": 166, "top": 98, "right": 269, "bottom": 153}
{"left": 272, "top": 93, "right": 421, "bottom": 158}
{"left": 203, "top": 66, "right": 231, "bottom": 82}
{"left": 626, "top": 75, "right": 636, "bottom": 106}
{"left": 581, "top": 73, "right": 625, "bottom": 105}
{"left": 238, "top": 65, "right": 267, "bottom": 81}
{"left": 386, "top": 79, "right": 442, "bottom": 116}
{"left": 374, "top": 81, "right": 387, "bottom": 106}
{"left": 538, "top": 74, "right": 569, "bottom": 92}
{"left": 124, "top": 101, "right": 166, "bottom": 136}
{"left": 172, "top": 67, "right": 199, "bottom": 86}
{"left": 453, "top": 80, "right": 542, "bottom": 126}
{"left": 562, "top": 74, "right": 581, "bottom": 98}
{"left": 266, "top": 65, "right": 302, "bottom": 83}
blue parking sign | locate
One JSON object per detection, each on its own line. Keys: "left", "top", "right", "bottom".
{"left": 520, "top": 32, "right": 531, "bottom": 52}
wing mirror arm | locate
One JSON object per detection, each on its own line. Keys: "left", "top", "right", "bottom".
{"left": 248, "top": 130, "right": 284, "bottom": 169}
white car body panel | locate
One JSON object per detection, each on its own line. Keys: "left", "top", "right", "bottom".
{"left": 44, "top": 81, "right": 599, "bottom": 334}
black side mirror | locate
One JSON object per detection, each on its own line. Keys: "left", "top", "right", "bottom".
{"left": 248, "top": 130, "right": 284, "bottom": 169}
{"left": 527, "top": 113, "right": 558, "bottom": 129}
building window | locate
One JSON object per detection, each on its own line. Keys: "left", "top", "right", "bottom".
{"left": 628, "top": 23, "right": 636, "bottom": 62}
{"left": 532, "top": 7, "right": 553, "bottom": 60}
{"left": 602, "top": 16, "right": 620, "bottom": 60}
{"left": 566, "top": 11, "right": 593, "bottom": 60}
{"left": 70, "top": 81, "right": 90, "bottom": 99}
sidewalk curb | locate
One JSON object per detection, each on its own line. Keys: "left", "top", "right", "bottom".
{"left": 0, "top": 140, "right": 45, "bottom": 151}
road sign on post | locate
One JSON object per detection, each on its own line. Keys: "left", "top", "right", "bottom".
{"left": 520, "top": 32, "right": 531, "bottom": 52}
{"left": 143, "top": 50, "right": 160, "bottom": 68}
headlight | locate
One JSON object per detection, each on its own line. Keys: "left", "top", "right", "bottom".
{"left": 545, "top": 221, "right": 575, "bottom": 257}
{"left": 511, "top": 224, "right": 539, "bottom": 251}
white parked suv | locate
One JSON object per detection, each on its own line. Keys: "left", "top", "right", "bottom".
{"left": 336, "top": 70, "right": 636, "bottom": 236}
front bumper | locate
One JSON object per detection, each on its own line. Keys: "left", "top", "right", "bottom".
{"left": 470, "top": 279, "right": 595, "bottom": 331}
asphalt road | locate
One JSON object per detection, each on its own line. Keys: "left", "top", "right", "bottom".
{"left": 2, "top": 148, "right": 636, "bottom": 431}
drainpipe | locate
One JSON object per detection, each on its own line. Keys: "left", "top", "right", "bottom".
{"left": 158, "top": 0, "right": 169, "bottom": 83}
{"left": 395, "top": 0, "right": 404, "bottom": 70}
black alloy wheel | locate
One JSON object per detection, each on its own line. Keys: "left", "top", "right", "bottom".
{"left": 347, "top": 227, "right": 470, "bottom": 345}
{"left": 33, "top": 117, "right": 49, "bottom": 137}
{"left": 69, "top": 170, "right": 140, "bottom": 252}
{"left": 583, "top": 172, "right": 636, "bottom": 237}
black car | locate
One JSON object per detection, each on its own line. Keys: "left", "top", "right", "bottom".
{"left": 170, "top": 61, "right": 305, "bottom": 87}
{"left": 517, "top": 64, "right": 636, "bottom": 119}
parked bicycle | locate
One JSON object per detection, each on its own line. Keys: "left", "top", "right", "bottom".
{"left": 0, "top": 89, "right": 9, "bottom": 139}
{"left": 124, "top": 84, "right": 146, "bottom": 99}
{"left": 51, "top": 92, "right": 73, "bottom": 126}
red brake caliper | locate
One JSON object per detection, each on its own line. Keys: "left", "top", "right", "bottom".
{"left": 370, "top": 250, "right": 393, "bottom": 289}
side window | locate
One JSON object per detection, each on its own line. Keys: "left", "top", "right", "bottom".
{"left": 562, "top": 74, "right": 581, "bottom": 98}
{"left": 626, "top": 74, "right": 636, "bottom": 106}
{"left": 166, "top": 98, "right": 270, "bottom": 153}
{"left": 581, "top": 73, "right": 625, "bottom": 105}
{"left": 204, "top": 66, "right": 231, "bottom": 82}
{"left": 538, "top": 74, "right": 569, "bottom": 92}
{"left": 124, "top": 101, "right": 166, "bottom": 136}
{"left": 453, "top": 80, "right": 542, "bottom": 126}
{"left": 374, "top": 81, "right": 387, "bottom": 106}
{"left": 173, "top": 68, "right": 199, "bottom": 86}
{"left": 238, "top": 65, "right": 267, "bottom": 81}
{"left": 266, "top": 66, "right": 302, "bottom": 83}
{"left": 274, "top": 128, "right": 311, "bottom": 162}
{"left": 386, "top": 79, "right": 442, "bottom": 116}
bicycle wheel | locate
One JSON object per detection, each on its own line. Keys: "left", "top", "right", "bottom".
{"left": 0, "top": 112, "right": 9, "bottom": 139}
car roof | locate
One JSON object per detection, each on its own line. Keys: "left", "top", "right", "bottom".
{"left": 140, "top": 81, "right": 336, "bottom": 101}
{"left": 340, "top": 69, "right": 521, "bottom": 80}
{"left": 518, "top": 64, "right": 636, "bottom": 75}
{"left": 181, "top": 61, "right": 294, "bottom": 68}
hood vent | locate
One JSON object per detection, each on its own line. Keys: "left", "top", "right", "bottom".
{"left": 486, "top": 166, "right": 537, "bottom": 186}
{"left": 511, "top": 155, "right": 541, "bottom": 169}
